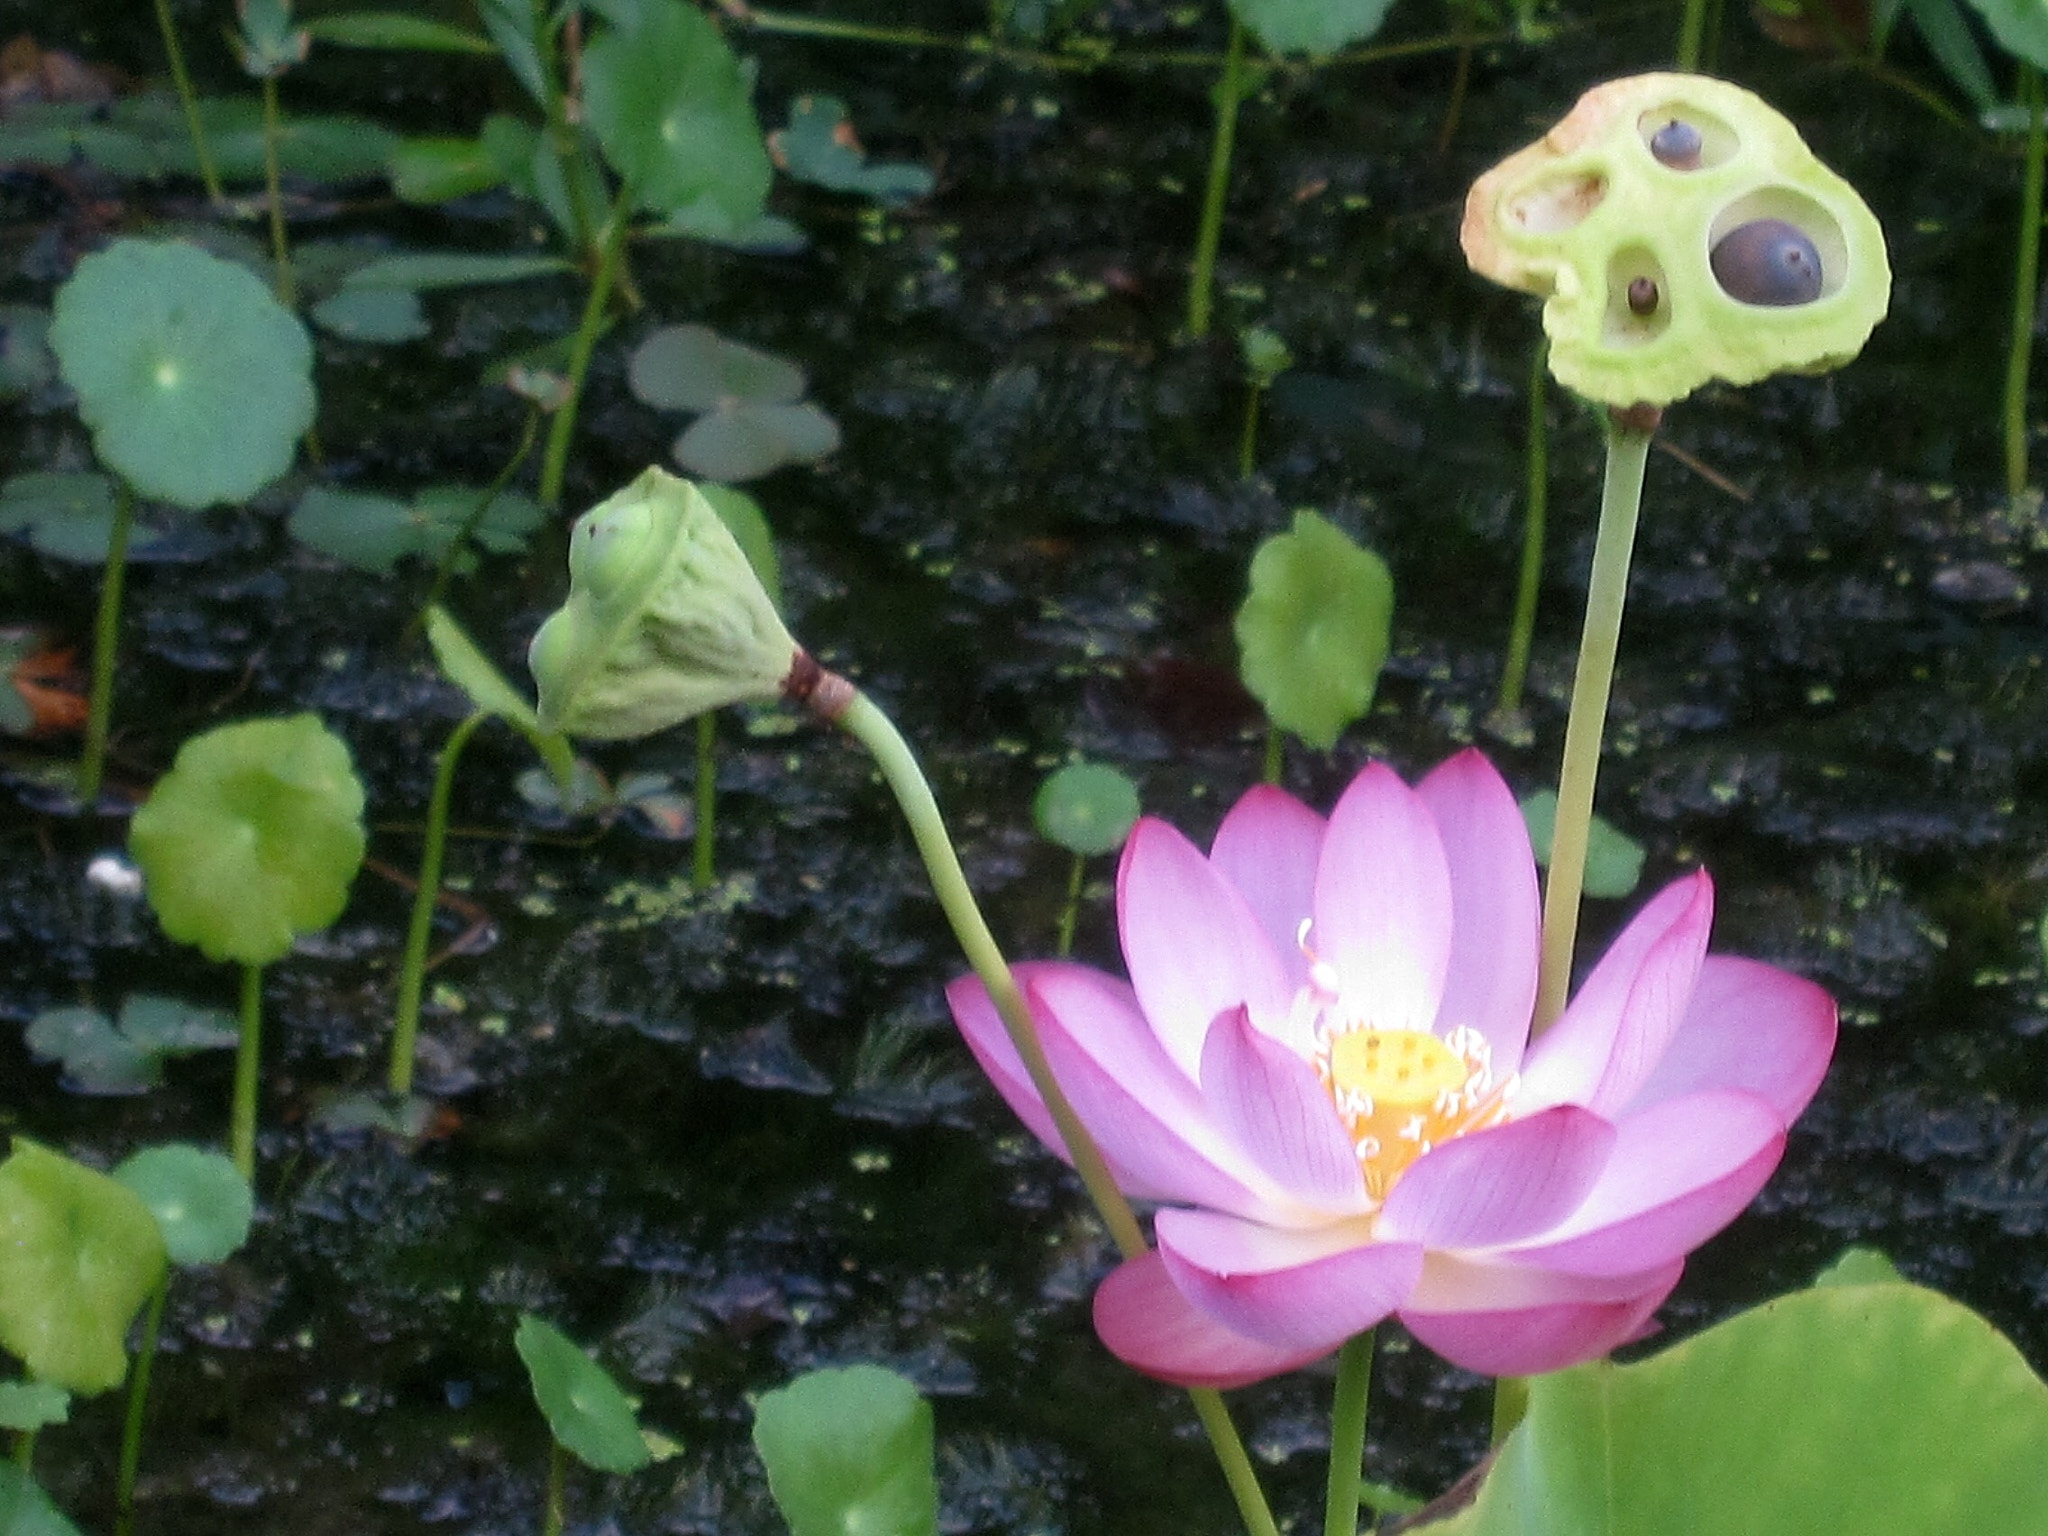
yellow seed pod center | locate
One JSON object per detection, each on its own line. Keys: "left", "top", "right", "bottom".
{"left": 1328, "top": 1029, "right": 1467, "bottom": 1107}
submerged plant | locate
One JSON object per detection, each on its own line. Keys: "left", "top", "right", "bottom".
{"left": 127, "top": 714, "right": 367, "bottom": 1176}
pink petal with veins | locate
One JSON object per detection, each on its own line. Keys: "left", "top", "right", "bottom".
{"left": 1155, "top": 1207, "right": 1422, "bottom": 1351}
{"left": 1094, "top": 1251, "right": 1331, "bottom": 1389}
{"left": 1626, "top": 956, "right": 1836, "bottom": 1121}
{"left": 1209, "top": 785, "right": 1325, "bottom": 1004}
{"left": 1200, "top": 1006, "right": 1367, "bottom": 1214}
{"left": 1377, "top": 1105, "right": 1615, "bottom": 1250}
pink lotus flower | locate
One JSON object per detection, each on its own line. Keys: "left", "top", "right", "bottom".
{"left": 947, "top": 750, "right": 1835, "bottom": 1388}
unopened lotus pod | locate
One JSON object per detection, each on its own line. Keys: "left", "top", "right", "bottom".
{"left": 1462, "top": 73, "right": 1889, "bottom": 407}
{"left": 529, "top": 467, "right": 799, "bottom": 739}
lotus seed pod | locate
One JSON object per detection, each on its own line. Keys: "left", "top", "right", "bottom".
{"left": 529, "top": 467, "right": 800, "bottom": 740}
{"left": 1461, "top": 73, "right": 1889, "bottom": 407}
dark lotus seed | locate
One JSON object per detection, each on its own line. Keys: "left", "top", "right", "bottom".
{"left": 1626, "top": 276, "right": 1659, "bottom": 315}
{"left": 1710, "top": 218, "right": 1824, "bottom": 306}
{"left": 1650, "top": 119, "right": 1703, "bottom": 170}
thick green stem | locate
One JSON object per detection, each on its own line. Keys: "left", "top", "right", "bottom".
{"left": 541, "top": 1437, "right": 566, "bottom": 1536}
{"left": 1054, "top": 851, "right": 1084, "bottom": 958}
{"left": 1187, "top": 18, "right": 1247, "bottom": 338}
{"left": 151, "top": 0, "right": 223, "bottom": 203}
{"left": 1676, "top": 0, "right": 1708, "bottom": 70}
{"left": 539, "top": 196, "right": 634, "bottom": 508}
{"left": 115, "top": 1275, "right": 171, "bottom": 1536}
{"left": 830, "top": 687, "right": 1280, "bottom": 1536}
{"left": 232, "top": 963, "right": 264, "bottom": 1180}
{"left": 260, "top": 76, "right": 295, "bottom": 307}
{"left": 390, "top": 711, "right": 485, "bottom": 1097}
{"left": 1498, "top": 337, "right": 1549, "bottom": 715}
{"left": 692, "top": 712, "right": 717, "bottom": 891}
{"left": 2008, "top": 62, "right": 2044, "bottom": 502}
{"left": 1535, "top": 418, "right": 1652, "bottom": 1032}
{"left": 1323, "top": 1330, "right": 1376, "bottom": 1536}
{"left": 77, "top": 480, "right": 136, "bottom": 807}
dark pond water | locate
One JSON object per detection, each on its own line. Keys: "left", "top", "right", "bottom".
{"left": 4, "top": 0, "right": 2048, "bottom": 1532}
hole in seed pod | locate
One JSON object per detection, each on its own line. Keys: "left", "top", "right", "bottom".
{"left": 1603, "top": 245, "right": 1670, "bottom": 345}
{"left": 1707, "top": 187, "right": 1846, "bottom": 304}
{"left": 1635, "top": 104, "right": 1737, "bottom": 171}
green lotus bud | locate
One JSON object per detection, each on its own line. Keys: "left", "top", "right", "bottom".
{"left": 529, "top": 467, "right": 802, "bottom": 739}
{"left": 1462, "top": 73, "right": 1889, "bottom": 407}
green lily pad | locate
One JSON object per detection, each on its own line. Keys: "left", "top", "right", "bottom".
{"left": 1963, "top": 0, "right": 2048, "bottom": 70}
{"left": 0, "top": 1140, "right": 166, "bottom": 1395}
{"left": 0, "top": 306, "right": 53, "bottom": 399}
{"left": 1228, "top": 0, "right": 1397, "bottom": 54}
{"left": 112, "top": 1145, "right": 254, "bottom": 1267}
{"left": 25, "top": 994, "right": 237, "bottom": 1095}
{"left": 628, "top": 324, "right": 807, "bottom": 413}
{"left": 1234, "top": 509, "right": 1395, "bottom": 751}
{"left": 1519, "top": 789, "right": 1647, "bottom": 900}
{"left": 310, "top": 285, "right": 429, "bottom": 343}
{"left": 50, "top": 239, "right": 314, "bottom": 509}
{"left": 0, "top": 1464, "right": 84, "bottom": 1536}
{"left": 0, "top": 472, "right": 169, "bottom": 565}
{"left": 751, "top": 1365, "right": 937, "bottom": 1536}
{"left": 770, "top": 95, "right": 934, "bottom": 205}
{"left": 1240, "top": 325, "right": 1293, "bottom": 388}
{"left": 388, "top": 134, "right": 506, "bottom": 204}
{"left": 289, "top": 484, "right": 543, "bottom": 572}
{"left": 425, "top": 605, "right": 577, "bottom": 790}
{"left": 1812, "top": 1246, "right": 1905, "bottom": 1288}
{"left": 674, "top": 403, "right": 841, "bottom": 482}
{"left": 581, "top": 0, "right": 772, "bottom": 231}
{"left": 0, "top": 1380, "right": 69, "bottom": 1433}
{"left": 1034, "top": 762, "right": 1141, "bottom": 857}
{"left": 128, "top": 714, "right": 367, "bottom": 966}
{"left": 514, "top": 1314, "right": 652, "bottom": 1475}
{"left": 1406, "top": 1283, "right": 2048, "bottom": 1536}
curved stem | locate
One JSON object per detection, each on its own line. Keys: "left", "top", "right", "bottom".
{"left": 692, "top": 712, "right": 717, "bottom": 891}
{"left": 115, "top": 1275, "right": 170, "bottom": 1536}
{"left": 1187, "top": 17, "right": 1247, "bottom": 338}
{"left": 1498, "top": 336, "right": 1550, "bottom": 715}
{"left": 232, "top": 963, "right": 265, "bottom": 1180}
{"left": 1054, "top": 851, "right": 1084, "bottom": 958}
{"left": 1534, "top": 417, "right": 1652, "bottom": 1033}
{"left": 829, "top": 688, "right": 1280, "bottom": 1536}
{"left": 2008, "top": 61, "right": 2044, "bottom": 502}
{"left": 1323, "top": 1330, "right": 1376, "bottom": 1536}
{"left": 152, "top": 0, "right": 223, "bottom": 203}
{"left": 421, "top": 406, "right": 541, "bottom": 621}
{"left": 390, "top": 711, "right": 486, "bottom": 1097}
{"left": 260, "top": 76, "right": 295, "bottom": 307}
{"left": 77, "top": 480, "right": 136, "bottom": 807}
{"left": 539, "top": 194, "right": 634, "bottom": 508}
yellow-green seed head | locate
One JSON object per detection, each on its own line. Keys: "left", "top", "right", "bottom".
{"left": 1462, "top": 73, "right": 1889, "bottom": 407}
{"left": 529, "top": 467, "right": 798, "bottom": 739}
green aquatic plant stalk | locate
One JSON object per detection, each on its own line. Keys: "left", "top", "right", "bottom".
{"left": 533, "top": 0, "right": 596, "bottom": 252}
{"left": 1535, "top": 414, "right": 1653, "bottom": 1032}
{"left": 419, "top": 405, "right": 543, "bottom": 623}
{"left": 693, "top": 713, "right": 717, "bottom": 890}
{"left": 1187, "top": 17, "right": 1247, "bottom": 338}
{"left": 114, "top": 1275, "right": 170, "bottom": 1536}
{"left": 2008, "top": 62, "right": 2044, "bottom": 501}
{"left": 1498, "top": 337, "right": 1550, "bottom": 715}
{"left": 1323, "top": 1330, "right": 1376, "bottom": 1536}
{"left": 77, "top": 480, "right": 136, "bottom": 806}
{"left": 827, "top": 685, "right": 1281, "bottom": 1536}
{"left": 539, "top": 196, "right": 635, "bottom": 508}
{"left": 390, "top": 711, "right": 486, "bottom": 1097}
{"left": 260, "top": 76, "right": 296, "bottom": 307}
{"left": 1262, "top": 724, "right": 1283, "bottom": 785}
{"left": 152, "top": 0, "right": 223, "bottom": 203}
{"left": 232, "top": 962, "right": 264, "bottom": 1179}
{"left": 1054, "top": 852, "right": 1084, "bottom": 957}
{"left": 541, "top": 1437, "right": 567, "bottom": 1536}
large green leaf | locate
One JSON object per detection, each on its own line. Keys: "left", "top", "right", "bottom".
{"left": 1519, "top": 790, "right": 1646, "bottom": 900}
{"left": 751, "top": 1365, "right": 936, "bottom": 1536}
{"left": 1226, "top": 0, "right": 1397, "bottom": 54}
{"left": 514, "top": 1315, "right": 652, "bottom": 1475}
{"left": 1234, "top": 510, "right": 1394, "bottom": 751}
{"left": 0, "top": 1141, "right": 166, "bottom": 1395}
{"left": 1407, "top": 1283, "right": 2048, "bottom": 1536}
{"left": 581, "top": 0, "right": 771, "bottom": 230}
{"left": 1964, "top": 0, "right": 2048, "bottom": 68}
{"left": 0, "top": 1464, "right": 85, "bottom": 1536}
{"left": 50, "top": 240, "right": 314, "bottom": 509}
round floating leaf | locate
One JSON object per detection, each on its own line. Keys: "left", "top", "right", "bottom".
{"left": 0, "top": 1463, "right": 85, "bottom": 1536}
{"left": 751, "top": 1365, "right": 937, "bottom": 1536}
{"left": 770, "top": 95, "right": 934, "bottom": 205}
{"left": 673, "top": 403, "right": 841, "bottom": 482}
{"left": 1812, "top": 1246, "right": 1905, "bottom": 1288}
{"left": 1409, "top": 1283, "right": 2048, "bottom": 1536}
{"left": 581, "top": 0, "right": 772, "bottom": 230}
{"left": 22, "top": 995, "right": 238, "bottom": 1096}
{"left": 1240, "top": 325, "right": 1292, "bottom": 387}
{"left": 1519, "top": 789, "right": 1647, "bottom": 900}
{"left": 1234, "top": 509, "right": 1394, "bottom": 751}
{"left": 1227, "top": 0, "right": 1397, "bottom": 54}
{"left": 112, "top": 1144, "right": 253, "bottom": 1266}
{"left": 628, "top": 324, "right": 806, "bottom": 413}
{"left": 0, "top": 1380, "right": 69, "bottom": 1432}
{"left": 0, "top": 1140, "right": 166, "bottom": 1394}
{"left": 697, "top": 484, "right": 782, "bottom": 607}
{"left": 128, "top": 714, "right": 367, "bottom": 966}
{"left": 514, "top": 1314, "right": 652, "bottom": 1475}
{"left": 311, "top": 285, "right": 429, "bottom": 343}
{"left": 1034, "top": 762, "right": 1141, "bottom": 857}
{"left": 49, "top": 239, "right": 313, "bottom": 509}
{"left": 0, "top": 472, "right": 165, "bottom": 565}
